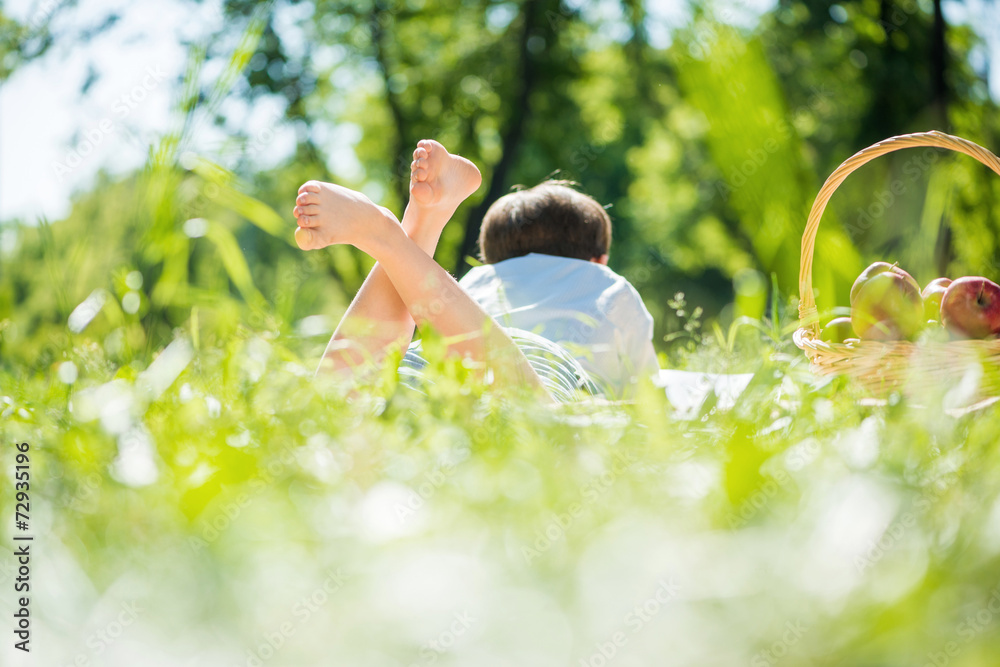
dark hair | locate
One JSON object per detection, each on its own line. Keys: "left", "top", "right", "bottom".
{"left": 478, "top": 180, "right": 612, "bottom": 264}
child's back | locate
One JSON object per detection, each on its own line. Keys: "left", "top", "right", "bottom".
{"left": 462, "top": 181, "right": 659, "bottom": 396}
{"left": 460, "top": 253, "right": 657, "bottom": 396}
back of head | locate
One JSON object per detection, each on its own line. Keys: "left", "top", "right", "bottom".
{"left": 478, "top": 180, "right": 612, "bottom": 264}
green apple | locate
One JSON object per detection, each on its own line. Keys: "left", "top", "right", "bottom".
{"left": 921, "top": 277, "right": 952, "bottom": 322}
{"left": 851, "top": 271, "right": 925, "bottom": 341}
{"left": 850, "top": 262, "right": 906, "bottom": 304}
{"left": 821, "top": 316, "right": 855, "bottom": 344}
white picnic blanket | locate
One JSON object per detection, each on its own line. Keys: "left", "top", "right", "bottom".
{"left": 653, "top": 370, "right": 755, "bottom": 417}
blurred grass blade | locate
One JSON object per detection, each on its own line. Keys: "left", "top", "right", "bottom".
{"left": 202, "top": 219, "right": 269, "bottom": 312}
{"left": 187, "top": 156, "right": 292, "bottom": 242}
{"left": 68, "top": 288, "right": 110, "bottom": 333}
{"left": 136, "top": 338, "right": 194, "bottom": 402}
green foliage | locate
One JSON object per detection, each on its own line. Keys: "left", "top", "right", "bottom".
{"left": 7, "top": 0, "right": 1000, "bottom": 355}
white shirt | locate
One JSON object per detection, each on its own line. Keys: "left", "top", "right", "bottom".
{"left": 459, "top": 253, "right": 659, "bottom": 396}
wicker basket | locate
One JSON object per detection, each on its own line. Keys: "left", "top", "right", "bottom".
{"left": 794, "top": 130, "right": 1000, "bottom": 395}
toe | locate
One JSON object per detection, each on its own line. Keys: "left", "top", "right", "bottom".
{"left": 417, "top": 139, "right": 434, "bottom": 153}
{"left": 296, "top": 192, "right": 318, "bottom": 206}
{"left": 413, "top": 146, "right": 428, "bottom": 161}
{"left": 294, "top": 226, "right": 316, "bottom": 250}
{"left": 297, "top": 214, "right": 318, "bottom": 228}
{"left": 410, "top": 181, "right": 433, "bottom": 203}
{"left": 296, "top": 204, "right": 319, "bottom": 216}
{"left": 411, "top": 167, "right": 427, "bottom": 182}
{"left": 298, "top": 180, "right": 322, "bottom": 195}
{"left": 422, "top": 139, "right": 445, "bottom": 154}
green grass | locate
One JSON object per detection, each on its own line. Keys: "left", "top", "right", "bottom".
{"left": 4, "top": 321, "right": 1000, "bottom": 666}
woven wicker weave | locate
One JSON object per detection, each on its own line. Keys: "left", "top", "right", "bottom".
{"left": 794, "top": 131, "right": 1000, "bottom": 393}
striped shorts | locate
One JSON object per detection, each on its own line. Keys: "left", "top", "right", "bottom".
{"left": 398, "top": 328, "right": 600, "bottom": 402}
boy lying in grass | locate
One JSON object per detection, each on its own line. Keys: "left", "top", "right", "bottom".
{"left": 293, "top": 141, "right": 658, "bottom": 401}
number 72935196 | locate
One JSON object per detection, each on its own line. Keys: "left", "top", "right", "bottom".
{"left": 15, "top": 442, "right": 29, "bottom": 530}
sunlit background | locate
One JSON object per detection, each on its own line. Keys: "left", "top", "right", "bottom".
{"left": 4, "top": 0, "right": 1000, "bottom": 665}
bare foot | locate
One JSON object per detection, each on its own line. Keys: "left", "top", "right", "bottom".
{"left": 409, "top": 140, "right": 482, "bottom": 215}
{"left": 293, "top": 180, "right": 397, "bottom": 251}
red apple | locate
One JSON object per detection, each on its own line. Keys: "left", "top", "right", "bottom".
{"left": 851, "top": 271, "right": 925, "bottom": 341}
{"left": 850, "top": 262, "right": 921, "bottom": 305}
{"left": 921, "top": 277, "right": 952, "bottom": 322}
{"left": 940, "top": 276, "right": 1000, "bottom": 339}
{"left": 821, "top": 317, "right": 855, "bottom": 344}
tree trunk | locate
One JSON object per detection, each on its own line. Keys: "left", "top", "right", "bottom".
{"left": 930, "top": 0, "right": 951, "bottom": 275}
{"left": 370, "top": 9, "right": 410, "bottom": 207}
{"left": 930, "top": 0, "right": 948, "bottom": 129}
{"left": 454, "top": 0, "right": 543, "bottom": 276}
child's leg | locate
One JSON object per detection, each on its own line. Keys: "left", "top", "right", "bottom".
{"left": 295, "top": 140, "right": 480, "bottom": 375}
{"left": 295, "top": 160, "right": 550, "bottom": 399}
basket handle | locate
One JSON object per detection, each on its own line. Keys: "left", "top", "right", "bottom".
{"left": 798, "top": 130, "right": 1000, "bottom": 337}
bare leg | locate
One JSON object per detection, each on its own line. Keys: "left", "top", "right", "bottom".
{"left": 295, "top": 140, "right": 481, "bottom": 376}
{"left": 294, "top": 170, "right": 550, "bottom": 399}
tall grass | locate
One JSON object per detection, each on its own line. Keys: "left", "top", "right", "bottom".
{"left": 5, "top": 300, "right": 1000, "bottom": 665}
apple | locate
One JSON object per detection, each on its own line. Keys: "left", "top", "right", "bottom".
{"left": 851, "top": 271, "right": 925, "bottom": 341}
{"left": 921, "top": 277, "right": 952, "bottom": 322}
{"left": 821, "top": 317, "right": 855, "bottom": 344}
{"left": 940, "top": 276, "right": 1000, "bottom": 339}
{"left": 850, "top": 261, "right": 921, "bottom": 305}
